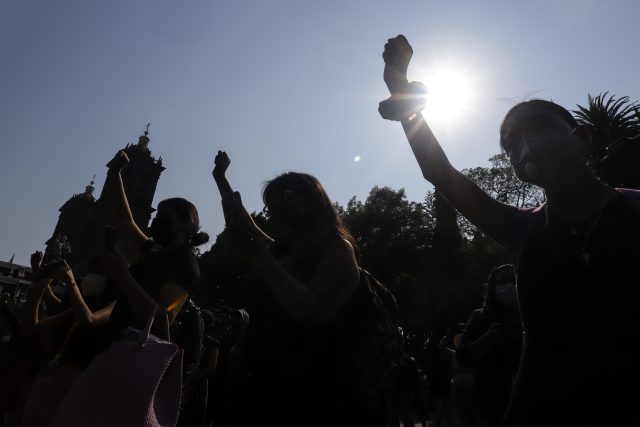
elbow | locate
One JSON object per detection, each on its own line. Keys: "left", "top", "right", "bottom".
{"left": 424, "top": 163, "right": 454, "bottom": 188}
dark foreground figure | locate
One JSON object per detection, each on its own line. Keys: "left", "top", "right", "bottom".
{"left": 380, "top": 34, "right": 640, "bottom": 426}
{"left": 213, "top": 152, "right": 400, "bottom": 426}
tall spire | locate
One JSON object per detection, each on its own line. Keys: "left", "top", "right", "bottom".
{"left": 136, "top": 122, "right": 151, "bottom": 152}
{"left": 84, "top": 175, "right": 96, "bottom": 198}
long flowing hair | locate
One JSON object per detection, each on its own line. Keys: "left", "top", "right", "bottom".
{"left": 262, "top": 172, "right": 360, "bottom": 262}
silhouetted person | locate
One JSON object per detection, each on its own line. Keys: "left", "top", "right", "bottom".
{"left": 393, "top": 353, "right": 422, "bottom": 427}
{"left": 456, "top": 265, "right": 521, "bottom": 427}
{"left": 424, "top": 330, "right": 452, "bottom": 427}
{"left": 103, "top": 150, "right": 207, "bottom": 336}
{"left": 213, "top": 151, "right": 392, "bottom": 426}
{"left": 380, "top": 35, "right": 640, "bottom": 426}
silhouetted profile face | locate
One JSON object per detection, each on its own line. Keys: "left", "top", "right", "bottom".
{"left": 501, "top": 101, "right": 586, "bottom": 188}
{"left": 151, "top": 198, "right": 201, "bottom": 247}
{"left": 262, "top": 192, "right": 299, "bottom": 242}
{"left": 150, "top": 204, "right": 182, "bottom": 246}
{"left": 262, "top": 173, "right": 332, "bottom": 242}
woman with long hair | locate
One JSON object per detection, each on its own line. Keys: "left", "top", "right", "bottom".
{"left": 380, "top": 35, "right": 640, "bottom": 426}
{"left": 213, "top": 151, "right": 386, "bottom": 426}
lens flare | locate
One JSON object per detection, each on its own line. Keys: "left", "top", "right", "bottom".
{"left": 419, "top": 65, "right": 476, "bottom": 125}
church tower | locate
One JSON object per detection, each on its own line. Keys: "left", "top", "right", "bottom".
{"left": 97, "top": 124, "right": 165, "bottom": 231}
{"left": 46, "top": 125, "right": 165, "bottom": 276}
{"left": 44, "top": 178, "right": 97, "bottom": 270}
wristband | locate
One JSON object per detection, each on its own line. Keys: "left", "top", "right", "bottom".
{"left": 378, "top": 81, "right": 428, "bottom": 122}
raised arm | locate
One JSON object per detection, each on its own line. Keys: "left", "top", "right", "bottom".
{"left": 105, "top": 150, "right": 149, "bottom": 259}
{"left": 212, "top": 151, "right": 273, "bottom": 245}
{"left": 381, "top": 36, "right": 521, "bottom": 255}
{"left": 22, "top": 277, "right": 73, "bottom": 336}
{"left": 212, "top": 150, "right": 234, "bottom": 201}
{"left": 30, "top": 250, "right": 62, "bottom": 307}
{"left": 101, "top": 247, "right": 190, "bottom": 332}
{"left": 55, "top": 261, "right": 115, "bottom": 328}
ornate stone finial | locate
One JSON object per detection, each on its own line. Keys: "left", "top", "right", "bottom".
{"left": 137, "top": 123, "right": 151, "bottom": 153}
{"left": 84, "top": 175, "right": 96, "bottom": 198}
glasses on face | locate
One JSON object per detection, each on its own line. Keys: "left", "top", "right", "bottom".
{"left": 505, "top": 126, "right": 581, "bottom": 167}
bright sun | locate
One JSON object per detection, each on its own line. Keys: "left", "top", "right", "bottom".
{"left": 418, "top": 65, "right": 476, "bottom": 125}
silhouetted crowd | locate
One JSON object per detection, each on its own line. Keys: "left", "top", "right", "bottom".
{"left": 1, "top": 35, "right": 640, "bottom": 427}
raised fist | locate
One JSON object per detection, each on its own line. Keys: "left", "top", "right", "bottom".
{"left": 213, "top": 150, "right": 230, "bottom": 179}
{"left": 383, "top": 35, "right": 413, "bottom": 94}
{"left": 30, "top": 251, "right": 44, "bottom": 272}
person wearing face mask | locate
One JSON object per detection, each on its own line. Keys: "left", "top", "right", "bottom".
{"left": 380, "top": 35, "right": 640, "bottom": 426}
{"left": 212, "top": 151, "right": 395, "bottom": 427}
{"left": 102, "top": 150, "right": 208, "bottom": 338}
{"left": 455, "top": 265, "right": 521, "bottom": 427}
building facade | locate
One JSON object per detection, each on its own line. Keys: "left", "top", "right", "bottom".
{"left": 45, "top": 128, "right": 164, "bottom": 276}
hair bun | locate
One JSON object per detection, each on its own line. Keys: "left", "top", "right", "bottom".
{"left": 190, "top": 231, "right": 210, "bottom": 246}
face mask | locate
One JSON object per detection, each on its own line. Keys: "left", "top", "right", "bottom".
{"left": 150, "top": 217, "right": 174, "bottom": 246}
{"left": 80, "top": 273, "right": 107, "bottom": 298}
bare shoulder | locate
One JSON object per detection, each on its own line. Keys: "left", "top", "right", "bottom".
{"left": 315, "top": 238, "right": 360, "bottom": 285}
{"left": 323, "top": 238, "right": 358, "bottom": 264}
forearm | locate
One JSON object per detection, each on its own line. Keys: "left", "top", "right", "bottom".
{"left": 217, "top": 177, "right": 274, "bottom": 244}
{"left": 253, "top": 252, "right": 321, "bottom": 326}
{"left": 214, "top": 174, "right": 236, "bottom": 225}
{"left": 68, "top": 281, "right": 97, "bottom": 327}
{"left": 113, "top": 270, "right": 157, "bottom": 325}
{"left": 401, "top": 114, "right": 454, "bottom": 185}
{"left": 43, "top": 285, "right": 62, "bottom": 306}
{"left": 106, "top": 171, "right": 135, "bottom": 227}
{"left": 22, "top": 284, "right": 47, "bottom": 334}
{"left": 214, "top": 174, "right": 234, "bottom": 199}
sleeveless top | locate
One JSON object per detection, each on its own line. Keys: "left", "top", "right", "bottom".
{"left": 241, "top": 234, "right": 369, "bottom": 426}
{"left": 107, "top": 242, "right": 200, "bottom": 335}
{"left": 506, "top": 189, "right": 640, "bottom": 426}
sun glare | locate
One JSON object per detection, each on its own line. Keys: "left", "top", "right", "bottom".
{"left": 419, "top": 65, "right": 476, "bottom": 125}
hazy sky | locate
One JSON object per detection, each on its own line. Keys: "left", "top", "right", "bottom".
{"left": 2, "top": 0, "right": 640, "bottom": 265}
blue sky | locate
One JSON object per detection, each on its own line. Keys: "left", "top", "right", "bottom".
{"left": 2, "top": 0, "right": 639, "bottom": 265}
